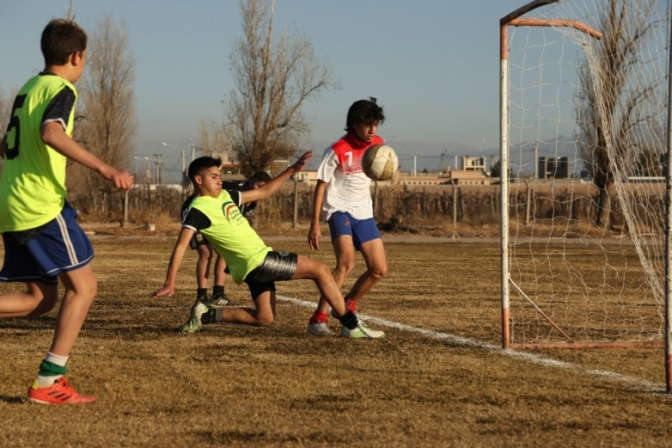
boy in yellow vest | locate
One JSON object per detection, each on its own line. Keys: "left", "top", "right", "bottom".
{"left": 153, "top": 154, "right": 385, "bottom": 339}
{"left": 0, "top": 19, "right": 134, "bottom": 404}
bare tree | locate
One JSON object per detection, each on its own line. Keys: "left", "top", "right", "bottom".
{"left": 197, "top": 118, "right": 235, "bottom": 164}
{"left": 71, "top": 14, "right": 137, "bottom": 195}
{"left": 225, "top": 0, "right": 337, "bottom": 176}
{"left": 575, "top": 0, "right": 663, "bottom": 229}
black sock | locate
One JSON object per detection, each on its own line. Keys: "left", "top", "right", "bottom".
{"left": 197, "top": 288, "right": 207, "bottom": 298}
{"left": 202, "top": 308, "right": 219, "bottom": 325}
{"left": 212, "top": 285, "right": 225, "bottom": 297}
{"left": 337, "top": 311, "right": 358, "bottom": 330}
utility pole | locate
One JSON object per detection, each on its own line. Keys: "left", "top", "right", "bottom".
{"left": 153, "top": 153, "right": 163, "bottom": 186}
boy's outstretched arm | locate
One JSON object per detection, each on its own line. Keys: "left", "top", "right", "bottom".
{"left": 240, "top": 151, "right": 312, "bottom": 204}
{"left": 152, "top": 228, "right": 196, "bottom": 298}
{"left": 42, "top": 121, "right": 134, "bottom": 190}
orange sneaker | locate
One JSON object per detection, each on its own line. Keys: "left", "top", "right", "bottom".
{"left": 27, "top": 377, "right": 96, "bottom": 405}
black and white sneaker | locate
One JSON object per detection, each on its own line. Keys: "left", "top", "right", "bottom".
{"left": 202, "top": 293, "right": 237, "bottom": 308}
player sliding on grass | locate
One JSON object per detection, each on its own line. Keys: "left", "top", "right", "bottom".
{"left": 180, "top": 170, "right": 272, "bottom": 309}
{"left": 153, "top": 154, "right": 385, "bottom": 339}
{"left": 0, "top": 19, "right": 134, "bottom": 404}
{"left": 307, "top": 97, "right": 389, "bottom": 335}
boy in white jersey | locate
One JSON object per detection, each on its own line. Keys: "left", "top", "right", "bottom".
{"left": 0, "top": 19, "right": 134, "bottom": 404}
{"left": 307, "top": 97, "right": 389, "bottom": 335}
{"left": 153, "top": 154, "right": 384, "bottom": 339}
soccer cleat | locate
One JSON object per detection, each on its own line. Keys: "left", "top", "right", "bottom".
{"left": 202, "top": 293, "right": 237, "bottom": 308}
{"left": 181, "top": 300, "right": 210, "bottom": 334}
{"left": 341, "top": 321, "right": 385, "bottom": 339}
{"left": 307, "top": 321, "right": 334, "bottom": 336}
{"left": 27, "top": 377, "right": 96, "bottom": 405}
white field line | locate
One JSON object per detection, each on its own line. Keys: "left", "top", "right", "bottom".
{"left": 84, "top": 296, "right": 665, "bottom": 393}
{"left": 276, "top": 295, "right": 666, "bottom": 394}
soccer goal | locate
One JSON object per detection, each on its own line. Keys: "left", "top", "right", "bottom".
{"left": 499, "top": 0, "right": 671, "bottom": 384}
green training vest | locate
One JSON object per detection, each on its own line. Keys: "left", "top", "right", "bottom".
{"left": 190, "top": 191, "right": 271, "bottom": 284}
{"left": 0, "top": 74, "right": 76, "bottom": 232}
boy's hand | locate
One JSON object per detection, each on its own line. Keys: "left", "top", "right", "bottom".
{"left": 152, "top": 284, "right": 175, "bottom": 298}
{"left": 110, "top": 170, "right": 134, "bottom": 191}
{"left": 290, "top": 151, "right": 313, "bottom": 173}
{"left": 308, "top": 222, "right": 321, "bottom": 250}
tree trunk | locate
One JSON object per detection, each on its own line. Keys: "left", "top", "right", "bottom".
{"left": 595, "top": 186, "right": 611, "bottom": 229}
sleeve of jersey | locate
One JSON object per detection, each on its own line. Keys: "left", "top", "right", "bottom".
{"left": 42, "top": 87, "right": 76, "bottom": 130}
{"left": 228, "top": 190, "right": 243, "bottom": 207}
{"left": 182, "top": 207, "right": 212, "bottom": 232}
{"left": 317, "top": 148, "right": 338, "bottom": 182}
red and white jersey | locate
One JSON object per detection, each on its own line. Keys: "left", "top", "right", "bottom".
{"left": 317, "top": 133, "right": 384, "bottom": 221}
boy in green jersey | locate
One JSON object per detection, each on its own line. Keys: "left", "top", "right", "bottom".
{"left": 0, "top": 19, "right": 134, "bottom": 404}
{"left": 153, "top": 154, "right": 385, "bottom": 339}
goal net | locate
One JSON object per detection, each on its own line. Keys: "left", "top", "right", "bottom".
{"left": 501, "top": 0, "right": 670, "bottom": 348}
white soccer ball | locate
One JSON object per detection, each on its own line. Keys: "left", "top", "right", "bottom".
{"left": 362, "top": 144, "right": 398, "bottom": 181}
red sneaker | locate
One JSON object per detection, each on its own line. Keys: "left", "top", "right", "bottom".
{"left": 27, "top": 377, "right": 96, "bottom": 405}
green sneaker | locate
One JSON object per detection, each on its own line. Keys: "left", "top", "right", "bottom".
{"left": 181, "top": 300, "right": 210, "bottom": 334}
{"left": 340, "top": 321, "right": 385, "bottom": 339}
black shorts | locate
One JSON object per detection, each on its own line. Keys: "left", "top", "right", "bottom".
{"left": 244, "top": 251, "right": 297, "bottom": 300}
{"left": 189, "top": 232, "right": 209, "bottom": 250}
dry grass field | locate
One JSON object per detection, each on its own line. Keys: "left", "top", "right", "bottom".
{"left": 1, "top": 232, "right": 672, "bottom": 447}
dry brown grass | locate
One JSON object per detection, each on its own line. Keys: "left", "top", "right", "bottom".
{"left": 1, "top": 237, "right": 671, "bottom": 447}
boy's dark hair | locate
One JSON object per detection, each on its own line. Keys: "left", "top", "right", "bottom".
{"left": 249, "top": 171, "right": 272, "bottom": 184}
{"left": 345, "top": 97, "right": 385, "bottom": 134}
{"left": 188, "top": 156, "right": 222, "bottom": 182}
{"left": 41, "top": 19, "right": 87, "bottom": 66}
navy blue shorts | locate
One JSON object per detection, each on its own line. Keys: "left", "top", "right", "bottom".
{"left": 244, "top": 251, "right": 298, "bottom": 300}
{"left": 328, "top": 212, "right": 381, "bottom": 250}
{"left": 0, "top": 203, "right": 94, "bottom": 285}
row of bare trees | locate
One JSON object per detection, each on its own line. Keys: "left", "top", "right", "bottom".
{"left": 0, "top": 0, "right": 666, "bottom": 235}
{"left": 3, "top": 0, "right": 335, "bottom": 193}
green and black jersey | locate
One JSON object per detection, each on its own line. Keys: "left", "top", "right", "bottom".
{"left": 182, "top": 190, "right": 271, "bottom": 284}
{"left": 0, "top": 73, "right": 77, "bottom": 232}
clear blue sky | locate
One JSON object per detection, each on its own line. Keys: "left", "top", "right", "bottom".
{"left": 0, "top": 0, "right": 553, "bottom": 177}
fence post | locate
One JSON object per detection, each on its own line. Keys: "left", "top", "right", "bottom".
{"left": 292, "top": 177, "right": 299, "bottom": 229}
{"left": 525, "top": 184, "right": 533, "bottom": 226}
{"left": 122, "top": 190, "right": 129, "bottom": 228}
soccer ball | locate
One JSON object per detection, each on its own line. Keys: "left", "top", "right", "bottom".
{"left": 362, "top": 144, "right": 398, "bottom": 181}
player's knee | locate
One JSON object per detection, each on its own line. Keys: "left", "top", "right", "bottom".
{"left": 256, "top": 313, "right": 275, "bottom": 326}
{"left": 74, "top": 280, "right": 98, "bottom": 305}
{"left": 335, "top": 260, "right": 355, "bottom": 276}
{"left": 32, "top": 296, "right": 58, "bottom": 316}
{"left": 369, "top": 265, "right": 387, "bottom": 281}
{"left": 316, "top": 262, "right": 332, "bottom": 279}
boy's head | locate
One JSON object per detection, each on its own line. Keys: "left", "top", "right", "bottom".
{"left": 345, "top": 97, "right": 385, "bottom": 134}
{"left": 248, "top": 171, "right": 272, "bottom": 189}
{"left": 189, "top": 156, "right": 222, "bottom": 183}
{"left": 189, "top": 156, "right": 222, "bottom": 195}
{"left": 41, "top": 19, "right": 87, "bottom": 66}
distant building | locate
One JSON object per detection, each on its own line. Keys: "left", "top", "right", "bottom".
{"left": 461, "top": 155, "right": 488, "bottom": 173}
{"left": 444, "top": 170, "right": 492, "bottom": 185}
{"left": 538, "top": 156, "right": 569, "bottom": 179}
